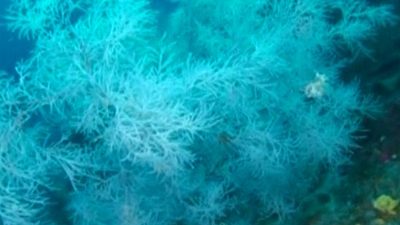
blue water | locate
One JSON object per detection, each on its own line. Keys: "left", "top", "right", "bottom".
{"left": 0, "top": 0, "right": 33, "bottom": 77}
{"left": 0, "top": 1, "right": 399, "bottom": 225}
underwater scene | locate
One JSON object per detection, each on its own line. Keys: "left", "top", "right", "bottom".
{"left": 0, "top": 0, "right": 399, "bottom": 224}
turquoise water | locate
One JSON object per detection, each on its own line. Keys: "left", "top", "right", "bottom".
{"left": 0, "top": 1, "right": 399, "bottom": 225}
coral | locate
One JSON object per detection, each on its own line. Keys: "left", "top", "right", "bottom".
{"left": 373, "top": 195, "right": 399, "bottom": 215}
{"left": 0, "top": 0, "right": 397, "bottom": 224}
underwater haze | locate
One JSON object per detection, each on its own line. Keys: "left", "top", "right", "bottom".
{"left": 0, "top": 0, "right": 399, "bottom": 225}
